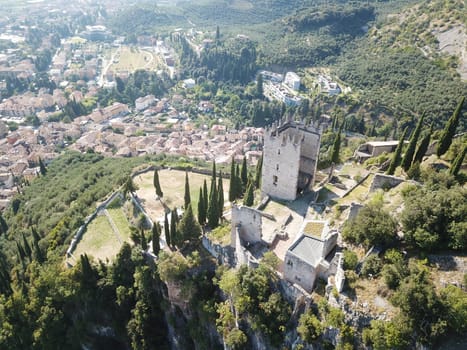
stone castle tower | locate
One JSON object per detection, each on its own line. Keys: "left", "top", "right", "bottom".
{"left": 261, "top": 119, "right": 321, "bottom": 201}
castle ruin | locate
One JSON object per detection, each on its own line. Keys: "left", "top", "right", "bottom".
{"left": 261, "top": 119, "right": 321, "bottom": 201}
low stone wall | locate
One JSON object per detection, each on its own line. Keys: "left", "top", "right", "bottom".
{"left": 132, "top": 165, "right": 231, "bottom": 179}
{"left": 369, "top": 173, "right": 404, "bottom": 193}
{"left": 341, "top": 172, "right": 371, "bottom": 198}
{"left": 201, "top": 236, "right": 235, "bottom": 266}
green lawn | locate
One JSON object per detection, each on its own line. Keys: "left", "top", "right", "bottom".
{"left": 73, "top": 207, "right": 132, "bottom": 262}
{"left": 107, "top": 207, "right": 132, "bottom": 241}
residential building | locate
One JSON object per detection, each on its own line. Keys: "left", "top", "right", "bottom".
{"left": 284, "top": 72, "right": 301, "bottom": 91}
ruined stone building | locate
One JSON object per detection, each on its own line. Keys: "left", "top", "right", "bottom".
{"left": 283, "top": 220, "right": 340, "bottom": 292}
{"left": 221, "top": 119, "right": 345, "bottom": 295}
{"left": 261, "top": 119, "right": 321, "bottom": 201}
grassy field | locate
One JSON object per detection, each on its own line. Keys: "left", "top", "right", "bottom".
{"left": 109, "top": 46, "right": 162, "bottom": 73}
{"left": 73, "top": 207, "right": 132, "bottom": 262}
{"left": 107, "top": 207, "right": 132, "bottom": 241}
{"left": 134, "top": 169, "right": 231, "bottom": 221}
{"left": 71, "top": 168, "right": 230, "bottom": 262}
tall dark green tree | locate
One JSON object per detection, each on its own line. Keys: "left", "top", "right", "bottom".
{"left": 140, "top": 229, "right": 147, "bottom": 251}
{"left": 38, "top": 157, "right": 47, "bottom": 176}
{"left": 178, "top": 203, "right": 201, "bottom": 243}
{"left": 207, "top": 161, "right": 219, "bottom": 228}
{"left": 184, "top": 171, "right": 191, "bottom": 209}
{"left": 210, "top": 161, "right": 217, "bottom": 196}
{"left": 256, "top": 73, "right": 263, "bottom": 98}
{"left": 0, "top": 212, "right": 8, "bottom": 235}
{"left": 208, "top": 177, "right": 219, "bottom": 229}
{"left": 449, "top": 144, "right": 466, "bottom": 177}
{"left": 21, "top": 233, "right": 32, "bottom": 259}
{"left": 218, "top": 173, "right": 224, "bottom": 219}
{"left": 236, "top": 164, "right": 242, "bottom": 196}
{"left": 153, "top": 169, "right": 163, "bottom": 197}
{"left": 402, "top": 113, "right": 425, "bottom": 171}
{"left": 31, "top": 227, "right": 44, "bottom": 263}
{"left": 243, "top": 179, "right": 255, "bottom": 207}
{"left": 203, "top": 179, "right": 209, "bottom": 216}
{"left": 413, "top": 123, "right": 433, "bottom": 164}
{"left": 170, "top": 208, "right": 178, "bottom": 247}
{"left": 241, "top": 157, "right": 248, "bottom": 189}
{"left": 164, "top": 212, "right": 171, "bottom": 247}
{"left": 298, "top": 98, "right": 310, "bottom": 118}
{"left": 386, "top": 128, "right": 408, "bottom": 175}
{"left": 255, "top": 155, "right": 263, "bottom": 189}
{"left": 229, "top": 157, "right": 236, "bottom": 202}
{"left": 198, "top": 187, "right": 206, "bottom": 225}
{"left": 152, "top": 222, "right": 160, "bottom": 256}
{"left": 437, "top": 96, "right": 464, "bottom": 157}
{"left": 330, "top": 123, "right": 343, "bottom": 164}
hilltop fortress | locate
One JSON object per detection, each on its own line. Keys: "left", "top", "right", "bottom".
{"left": 262, "top": 119, "right": 321, "bottom": 201}
{"left": 223, "top": 118, "right": 344, "bottom": 294}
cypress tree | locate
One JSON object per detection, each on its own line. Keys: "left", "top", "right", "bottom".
{"left": 243, "top": 179, "right": 255, "bottom": 207}
{"left": 255, "top": 155, "right": 263, "bottom": 189}
{"left": 386, "top": 127, "right": 408, "bottom": 175}
{"left": 0, "top": 212, "right": 8, "bottom": 235}
{"left": 235, "top": 163, "right": 242, "bottom": 197}
{"left": 31, "top": 227, "right": 44, "bottom": 263}
{"left": 140, "top": 229, "right": 147, "bottom": 251}
{"left": 207, "top": 181, "right": 219, "bottom": 229}
{"left": 38, "top": 157, "right": 47, "bottom": 176}
{"left": 413, "top": 123, "right": 433, "bottom": 164}
{"left": 22, "top": 233, "right": 32, "bottom": 259}
{"left": 31, "top": 226, "right": 41, "bottom": 242}
{"left": 153, "top": 168, "right": 163, "bottom": 197}
{"left": 164, "top": 212, "right": 171, "bottom": 247}
{"left": 369, "top": 124, "right": 376, "bottom": 137}
{"left": 449, "top": 144, "right": 466, "bottom": 176}
{"left": 229, "top": 157, "right": 236, "bottom": 202}
{"left": 241, "top": 156, "right": 248, "bottom": 189}
{"left": 198, "top": 187, "right": 206, "bottom": 225}
{"left": 184, "top": 171, "right": 191, "bottom": 209}
{"left": 402, "top": 113, "right": 425, "bottom": 171}
{"left": 218, "top": 172, "right": 224, "bottom": 219}
{"left": 211, "top": 161, "right": 217, "bottom": 189}
{"left": 170, "top": 208, "right": 178, "bottom": 247}
{"left": 437, "top": 96, "right": 464, "bottom": 157}
{"left": 178, "top": 203, "right": 201, "bottom": 242}
{"left": 203, "top": 179, "right": 209, "bottom": 216}
{"left": 331, "top": 123, "right": 343, "bottom": 164}
{"left": 16, "top": 241, "right": 26, "bottom": 262}
{"left": 152, "top": 223, "right": 160, "bottom": 256}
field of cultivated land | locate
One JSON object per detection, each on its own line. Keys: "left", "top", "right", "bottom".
{"left": 72, "top": 207, "right": 132, "bottom": 262}
{"left": 134, "top": 169, "right": 231, "bottom": 222}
